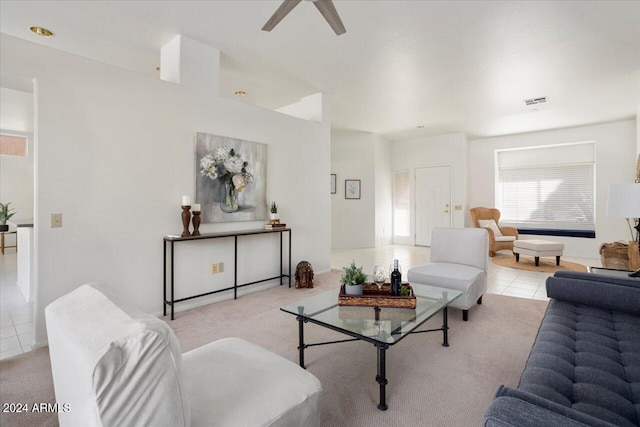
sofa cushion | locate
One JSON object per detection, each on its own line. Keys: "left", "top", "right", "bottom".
{"left": 518, "top": 299, "right": 640, "bottom": 427}
{"left": 183, "top": 337, "right": 322, "bottom": 427}
{"left": 546, "top": 272, "right": 640, "bottom": 315}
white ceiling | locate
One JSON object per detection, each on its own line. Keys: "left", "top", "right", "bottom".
{"left": 1, "top": 1, "right": 639, "bottom": 141}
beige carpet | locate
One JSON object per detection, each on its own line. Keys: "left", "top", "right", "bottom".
{"left": 0, "top": 271, "right": 548, "bottom": 427}
{"left": 492, "top": 253, "right": 588, "bottom": 273}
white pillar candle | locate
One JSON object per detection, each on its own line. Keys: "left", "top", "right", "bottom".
{"left": 192, "top": 204, "right": 201, "bottom": 212}
{"left": 182, "top": 195, "right": 190, "bottom": 206}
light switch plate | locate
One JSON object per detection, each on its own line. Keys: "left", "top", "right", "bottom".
{"left": 51, "top": 213, "right": 62, "bottom": 228}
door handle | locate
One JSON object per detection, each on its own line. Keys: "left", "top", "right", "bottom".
{"left": 443, "top": 210, "right": 449, "bottom": 213}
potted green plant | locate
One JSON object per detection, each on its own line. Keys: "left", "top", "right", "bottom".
{"left": 340, "top": 261, "right": 368, "bottom": 295}
{"left": 270, "top": 201, "right": 279, "bottom": 221}
{"left": 0, "top": 202, "right": 16, "bottom": 232}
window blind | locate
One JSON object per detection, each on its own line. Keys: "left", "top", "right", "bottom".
{"left": 394, "top": 171, "right": 410, "bottom": 237}
{"left": 496, "top": 143, "right": 595, "bottom": 230}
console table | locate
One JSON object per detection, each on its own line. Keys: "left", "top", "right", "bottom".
{"left": 163, "top": 228, "right": 291, "bottom": 320}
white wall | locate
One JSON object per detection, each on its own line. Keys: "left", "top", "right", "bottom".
{"left": 0, "top": 34, "right": 331, "bottom": 345}
{"left": 636, "top": 103, "right": 639, "bottom": 159}
{"left": 391, "top": 132, "right": 468, "bottom": 245}
{"left": 0, "top": 87, "right": 34, "bottom": 246}
{"left": 469, "top": 120, "right": 636, "bottom": 258}
{"left": 330, "top": 130, "right": 392, "bottom": 249}
{"left": 374, "top": 134, "right": 392, "bottom": 246}
{"left": 331, "top": 130, "right": 375, "bottom": 248}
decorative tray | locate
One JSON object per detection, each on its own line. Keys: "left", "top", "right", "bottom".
{"left": 338, "top": 283, "right": 416, "bottom": 309}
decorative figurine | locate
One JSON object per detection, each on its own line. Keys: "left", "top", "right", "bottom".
{"left": 295, "top": 261, "right": 314, "bottom": 289}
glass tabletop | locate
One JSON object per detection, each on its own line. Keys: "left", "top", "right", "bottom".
{"left": 280, "top": 284, "right": 461, "bottom": 346}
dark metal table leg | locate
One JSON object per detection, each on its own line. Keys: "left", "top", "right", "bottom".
{"left": 163, "top": 240, "right": 167, "bottom": 317}
{"left": 234, "top": 235, "right": 238, "bottom": 300}
{"left": 288, "top": 230, "right": 292, "bottom": 287}
{"left": 170, "top": 240, "right": 175, "bottom": 320}
{"left": 280, "top": 231, "right": 283, "bottom": 286}
{"left": 442, "top": 306, "right": 449, "bottom": 347}
{"left": 297, "top": 311, "right": 306, "bottom": 369}
{"left": 376, "top": 343, "right": 389, "bottom": 410}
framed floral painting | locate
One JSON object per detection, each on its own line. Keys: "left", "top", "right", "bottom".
{"left": 195, "top": 132, "right": 268, "bottom": 223}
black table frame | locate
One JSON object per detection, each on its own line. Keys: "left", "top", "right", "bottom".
{"left": 286, "top": 303, "right": 450, "bottom": 411}
{"left": 164, "top": 228, "right": 291, "bottom": 320}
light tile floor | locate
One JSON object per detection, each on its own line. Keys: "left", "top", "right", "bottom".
{"left": 331, "top": 244, "right": 601, "bottom": 302}
{"left": 1, "top": 252, "right": 35, "bottom": 361}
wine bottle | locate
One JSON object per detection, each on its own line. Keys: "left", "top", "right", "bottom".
{"left": 390, "top": 259, "right": 401, "bottom": 296}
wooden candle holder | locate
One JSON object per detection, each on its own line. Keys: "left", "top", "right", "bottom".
{"left": 192, "top": 211, "right": 201, "bottom": 236}
{"left": 181, "top": 206, "right": 191, "bottom": 237}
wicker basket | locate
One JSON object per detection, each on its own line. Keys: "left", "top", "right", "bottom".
{"left": 338, "top": 283, "right": 416, "bottom": 309}
{"left": 599, "top": 241, "right": 629, "bottom": 270}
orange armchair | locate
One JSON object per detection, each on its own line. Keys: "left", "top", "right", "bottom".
{"left": 470, "top": 207, "right": 519, "bottom": 257}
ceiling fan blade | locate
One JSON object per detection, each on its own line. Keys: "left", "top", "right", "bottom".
{"left": 262, "top": 0, "right": 302, "bottom": 31}
{"left": 313, "top": 0, "right": 346, "bottom": 35}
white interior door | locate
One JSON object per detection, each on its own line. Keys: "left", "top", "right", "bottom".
{"left": 415, "top": 166, "right": 451, "bottom": 246}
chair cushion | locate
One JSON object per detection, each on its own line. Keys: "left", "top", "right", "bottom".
{"left": 495, "top": 236, "right": 516, "bottom": 242}
{"left": 407, "top": 263, "right": 486, "bottom": 309}
{"left": 430, "top": 227, "right": 489, "bottom": 271}
{"left": 183, "top": 337, "right": 322, "bottom": 427}
{"left": 514, "top": 239, "right": 564, "bottom": 251}
{"left": 478, "top": 219, "right": 503, "bottom": 237}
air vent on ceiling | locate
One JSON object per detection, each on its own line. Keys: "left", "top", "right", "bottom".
{"left": 524, "top": 97, "right": 548, "bottom": 106}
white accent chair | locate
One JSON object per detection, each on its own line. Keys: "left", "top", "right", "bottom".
{"left": 407, "top": 227, "right": 489, "bottom": 321}
{"left": 45, "top": 284, "right": 322, "bottom": 427}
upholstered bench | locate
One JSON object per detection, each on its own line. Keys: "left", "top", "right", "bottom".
{"left": 45, "top": 284, "right": 322, "bottom": 427}
{"left": 513, "top": 239, "right": 564, "bottom": 266}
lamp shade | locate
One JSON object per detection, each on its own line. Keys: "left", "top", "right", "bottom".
{"left": 606, "top": 183, "right": 640, "bottom": 218}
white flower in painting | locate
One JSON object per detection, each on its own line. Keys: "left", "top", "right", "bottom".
{"left": 232, "top": 172, "right": 254, "bottom": 192}
{"left": 224, "top": 155, "right": 245, "bottom": 174}
{"left": 232, "top": 174, "right": 246, "bottom": 192}
{"left": 200, "top": 154, "right": 218, "bottom": 180}
{"left": 200, "top": 145, "right": 255, "bottom": 199}
{"left": 214, "top": 146, "right": 232, "bottom": 162}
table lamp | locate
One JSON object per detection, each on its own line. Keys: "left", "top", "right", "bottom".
{"left": 606, "top": 182, "right": 640, "bottom": 277}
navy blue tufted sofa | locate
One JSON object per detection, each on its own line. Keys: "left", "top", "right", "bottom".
{"left": 484, "top": 270, "right": 640, "bottom": 427}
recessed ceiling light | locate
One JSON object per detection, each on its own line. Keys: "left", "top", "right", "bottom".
{"left": 417, "top": 125, "right": 424, "bottom": 128}
{"left": 234, "top": 91, "right": 247, "bottom": 96}
{"left": 30, "top": 26, "right": 54, "bottom": 37}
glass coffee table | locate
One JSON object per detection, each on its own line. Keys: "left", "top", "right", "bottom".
{"left": 280, "top": 284, "right": 461, "bottom": 410}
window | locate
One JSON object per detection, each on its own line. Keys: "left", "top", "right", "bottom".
{"left": 496, "top": 142, "right": 595, "bottom": 231}
{"left": 0, "top": 134, "right": 27, "bottom": 157}
{"left": 394, "top": 171, "right": 410, "bottom": 237}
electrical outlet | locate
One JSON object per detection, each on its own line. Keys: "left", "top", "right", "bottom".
{"left": 51, "top": 213, "right": 62, "bottom": 228}
{"left": 218, "top": 262, "right": 224, "bottom": 273}
{"left": 211, "top": 263, "right": 218, "bottom": 274}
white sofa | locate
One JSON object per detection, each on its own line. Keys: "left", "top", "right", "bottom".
{"left": 407, "top": 227, "right": 488, "bottom": 321}
{"left": 45, "top": 283, "right": 322, "bottom": 427}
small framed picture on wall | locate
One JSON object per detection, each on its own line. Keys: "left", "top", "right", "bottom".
{"left": 345, "top": 179, "right": 361, "bottom": 199}
{"left": 330, "top": 174, "right": 336, "bottom": 194}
